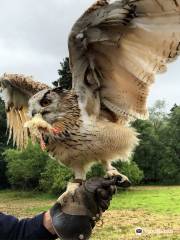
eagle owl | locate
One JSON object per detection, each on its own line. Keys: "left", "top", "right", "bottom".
{"left": 0, "top": 0, "right": 180, "bottom": 199}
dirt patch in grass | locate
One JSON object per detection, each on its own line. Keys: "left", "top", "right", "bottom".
{"left": 92, "top": 210, "right": 180, "bottom": 240}
{"left": 0, "top": 191, "right": 54, "bottom": 218}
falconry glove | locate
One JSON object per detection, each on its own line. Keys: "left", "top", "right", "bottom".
{"left": 50, "top": 177, "right": 117, "bottom": 240}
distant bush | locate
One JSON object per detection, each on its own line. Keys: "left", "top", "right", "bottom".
{"left": 40, "top": 161, "right": 105, "bottom": 195}
{"left": 0, "top": 98, "right": 11, "bottom": 189}
{"left": 4, "top": 142, "right": 50, "bottom": 190}
{"left": 39, "top": 159, "right": 73, "bottom": 195}
{"left": 86, "top": 163, "right": 105, "bottom": 179}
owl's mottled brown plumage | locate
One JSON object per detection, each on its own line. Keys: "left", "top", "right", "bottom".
{"left": 0, "top": 0, "right": 180, "bottom": 186}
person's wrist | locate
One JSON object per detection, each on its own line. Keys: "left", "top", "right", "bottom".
{"left": 43, "top": 211, "right": 56, "bottom": 235}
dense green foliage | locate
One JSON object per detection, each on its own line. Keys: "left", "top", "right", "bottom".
{"left": 133, "top": 102, "right": 180, "bottom": 184}
{"left": 86, "top": 164, "right": 105, "bottom": 179}
{"left": 0, "top": 98, "right": 10, "bottom": 189}
{"left": 39, "top": 158, "right": 73, "bottom": 194}
{"left": 53, "top": 57, "right": 72, "bottom": 89}
{"left": 133, "top": 119, "right": 163, "bottom": 183}
{"left": 4, "top": 142, "right": 50, "bottom": 190}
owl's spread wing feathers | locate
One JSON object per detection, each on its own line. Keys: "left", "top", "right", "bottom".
{"left": 0, "top": 74, "right": 49, "bottom": 148}
{"left": 69, "top": 0, "right": 180, "bottom": 123}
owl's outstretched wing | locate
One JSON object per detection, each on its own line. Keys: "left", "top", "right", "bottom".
{"left": 69, "top": 0, "right": 180, "bottom": 123}
{"left": 0, "top": 74, "right": 49, "bottom": 148}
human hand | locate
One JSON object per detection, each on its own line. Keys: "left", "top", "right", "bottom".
{"left": 50, "top": 177, "right": 117, "bottom": 240}
{"left": 43, "top": 211, "right": 56, "bottom": 235}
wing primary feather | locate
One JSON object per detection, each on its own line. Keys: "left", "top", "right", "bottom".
{"left": 0, "top": 74, "right": 49, "bottom": 148}
{"left": 69, "top": 0, "right": 180, "bottom": 123}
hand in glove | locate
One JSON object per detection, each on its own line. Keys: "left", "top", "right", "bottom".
{"left": 50, "top": 177, "right": 117, "bottom": 240}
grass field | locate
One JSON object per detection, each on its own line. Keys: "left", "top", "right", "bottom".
{"left": 0, "top": 186, "right": 180, "bottom": 240}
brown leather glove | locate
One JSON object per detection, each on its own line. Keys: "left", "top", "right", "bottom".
{"left": 50, "top": 177, "right": 117, "bottom": 240}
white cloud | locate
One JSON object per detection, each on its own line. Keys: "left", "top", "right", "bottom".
{"left": 0, "top": 0, "right": 179, "bottom": 110}
{"left": 148, "top": 60, "right": 180, "bottom": 109}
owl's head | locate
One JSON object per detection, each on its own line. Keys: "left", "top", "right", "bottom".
{"left": 28, "top": 87, "right": 79, "bottom": 124}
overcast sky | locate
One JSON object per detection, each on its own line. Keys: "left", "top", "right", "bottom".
{"left": 0, "top": 0, "right": 179, "bottom": 110}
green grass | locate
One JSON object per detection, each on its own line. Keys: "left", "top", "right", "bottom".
{"left": 110, "top": 186, "right": 180, "bottom": 214}
{"left": 0, "top": 189, "right": 56, "bottom": 200}
{"left": 0, "top": 187, "right": 180, "bottom": 239}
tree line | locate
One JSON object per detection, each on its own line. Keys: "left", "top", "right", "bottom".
{"left": 0, "top": 58, "right": 179, "bottom": 194}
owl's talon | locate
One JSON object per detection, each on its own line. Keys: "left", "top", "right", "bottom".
{"left": 114, "top": 175, "right": 131, "bottom": 188}
{"left": 106, "top": 168, "right": 121, "bottom": 177}
{"left": 106, "top": 169, "right": 131, "bottom": 188}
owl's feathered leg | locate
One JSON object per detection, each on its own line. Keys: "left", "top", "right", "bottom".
{"left": 105, "top": 162, "right": 131, "bottom": 188}
{"left": 57, "top": 167, "right": 86, "bottom": 205}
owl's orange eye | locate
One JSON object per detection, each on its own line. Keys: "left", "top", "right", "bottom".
{"left": 40, "top": 98, "right": 51, "bottom": 107}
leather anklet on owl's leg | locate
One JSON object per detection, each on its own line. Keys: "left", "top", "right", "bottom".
{"left": 105, "top": 162, "right": 131, "bottom": 188}
{"left": 57, "top": 166, "right": 86, "bottom": 205}
{"left": 73, "top": 166, "right": 86, "bottom": 181}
